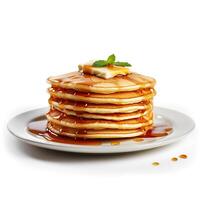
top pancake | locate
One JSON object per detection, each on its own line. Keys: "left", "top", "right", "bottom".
{"left": 48, "top": 71, "right": 156, "bottom": 94}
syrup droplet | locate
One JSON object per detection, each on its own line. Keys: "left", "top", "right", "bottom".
{"left": 152, "top": 162, "right": 160, "bottom": 166}
{"left": 179, "top": 154, "right": 188, "bottom": 159}
{"left": 171, "top": 157, "right": 178, "bottom": 162}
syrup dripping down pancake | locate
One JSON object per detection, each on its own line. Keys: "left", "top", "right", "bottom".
{"left": 49, "top": 98, "right": 153, "bottom": 114}
{"left": 48, "top": 87, "right": 155, "bottom": 104}
{"left": 46, "top": 109, "right": 153, "bottom": 130}
{"left": 48, "top": 72, "right": 156, "bottom": 94}
{"left": 47, "top": 122, "right": 148, "bottom": 139}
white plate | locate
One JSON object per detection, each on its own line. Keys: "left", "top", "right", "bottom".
{"left": 7, "top": 107, "right": 195, "bottom": 154}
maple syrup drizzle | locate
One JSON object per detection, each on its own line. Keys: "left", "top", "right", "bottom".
{"left": 27, "top": 117, "right": 172, "bottom": 146}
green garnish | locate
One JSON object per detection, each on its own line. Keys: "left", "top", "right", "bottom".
{"left": 92, "top": 54, "right": 132, "bottom": 67}
{"left": 107, "top": 54, "right": 116, "bottom": 64}
{"left": 92, "top": 60, "right": 108, "bottom": 67}
{"left": 114, "top": 62, "right": 132, "bottom": 67}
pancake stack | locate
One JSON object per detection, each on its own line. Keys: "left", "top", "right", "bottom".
{"left": 46, "top": 71, "right": 156, "bottom": 139}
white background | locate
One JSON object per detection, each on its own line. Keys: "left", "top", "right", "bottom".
{"left": 0, "top": 0, "right": 200, "bottom": 199}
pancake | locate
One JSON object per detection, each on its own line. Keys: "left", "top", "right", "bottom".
{"left": 47, "top": 122, "right": 148, "bottom": 139}
{"left": 48, "top": 72, "right": 156, "bottom": 94}
{"left": 46, "top": 65, "right": 156, "bottom": 139}
{"left": 49, "top": 98, "right": 153, "bottom": 114}
{"left": 46, "top": 109, "right": 153, "bottom": 130}
{"left": 48, "top": 87, "right": 155, "bottom": 104}
{"left": 54, "top": 106, "right": 152, "bottom": 121}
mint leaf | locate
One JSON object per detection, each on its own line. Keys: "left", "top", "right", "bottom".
{"left": 107, "top": 54, "right": 115, "bottom": 64}
{"left": 92, "top": 60, "right": 108, "bottom": 67}
{"left": 92, "top": 55, "right": 132, "bottom": 67}
{"left": 114, "top": 62, "right": 132, "bottom": 67}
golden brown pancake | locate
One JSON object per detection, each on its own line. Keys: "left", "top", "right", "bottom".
{"left": 54, "top": 106, "right": 152, "bottom": 121}
{"left": 48, "top": 72, "right": 156, "bottom": 94}
{"left": 47, "top": 122, "right": 148, "bottom": 139}
{"left": 48, "top": 87, "right": 155, "bottom": 104}
{"left": 46, "top": 109, "right": 153, "bottom": 130}
{"left": 49, "top": 98, "right": 153, "bottom": 114}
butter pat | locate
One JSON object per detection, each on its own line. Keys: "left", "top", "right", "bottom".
{"left": 78, "top": 64, "right": 131, "bottom": 79}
